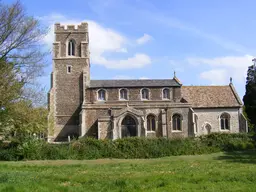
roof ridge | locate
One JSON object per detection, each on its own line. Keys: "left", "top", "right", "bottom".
{"left": 91, "top": 79, "right": 174, "bottom": 81}
{"left": 183, "top": 85, "right": 229, "bottom": 86}
{"left": 89, "top": 79, "right": 180, "bottom": 88}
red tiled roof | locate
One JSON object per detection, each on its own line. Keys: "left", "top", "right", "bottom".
{"left": 181, "top": 85, "right": 242, "bottom": 108}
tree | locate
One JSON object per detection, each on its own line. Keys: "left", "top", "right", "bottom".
{"left": 1, "top": 100, "right": 48, "bottom": 139}
{"left": 0, "top": 1, "right": 48, "bottom": 138}
{"left": 0, "top": 0, "right": 48, "bottom": 105}
{"left": 243, "top": 62, "right": 256, "bottom": 133}
{"left": 0, "top": 0, "right": 48, "bottom": 106}
{"left": 0, "top": 58, "right": 24, "bottom": 129}
{"left": 0, "top": 1, "right": 47, "bottom": 83}
{"left": 0, "top": 58, "right": 24, "bottom": 108}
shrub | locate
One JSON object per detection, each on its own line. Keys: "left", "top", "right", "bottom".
{"left": 199, "top": 133, "right": 254, "bottom": 151}
{"left": 0, "top": 148, "right": 20, "bottom": 161}
{"left": 40, "top": 143, "right": 71, "bottom": 160}
{"left": 16, "top": 137, "right": 45, "bottom": 160}
{"left": 0, "top": 133, "right": 254, "bottom": 161}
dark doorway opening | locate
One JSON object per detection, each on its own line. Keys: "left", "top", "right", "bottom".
{"left": 121, "top": 115, "right": 137, "bottom": 137}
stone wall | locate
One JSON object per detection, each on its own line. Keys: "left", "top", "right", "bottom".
{"left": 193, "top": 108, "right": 240, "bottom": 136}
{"left": 239, "top": 112, "right": 248, "bottom": 132}
{"left": 98, "top": 117, "right": 112, "bottom": 139}
{"left": 82, "top": 103, "right": 191, "bottom": 139}
{"left": 85, "top": 87, "right": 181, "bottom": 103}
{"left": 84, "top": 108, "right": 109, "bottom": 138}
{"left": 166, "top": 107, "right": 190, "bottom": 138}
{"left": 51, "top": 23, "right": 90, "bottom": 141}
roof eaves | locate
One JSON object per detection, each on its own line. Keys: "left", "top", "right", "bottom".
{"left": 229, "top": 83, "right": 243, "bottom": 105}
{"left": 192, "top": 105, "right": 241, "bottom": 109}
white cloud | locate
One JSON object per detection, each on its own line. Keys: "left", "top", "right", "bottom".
{"left": 40, "top": 13, "right": 151, "bottom": 69}
{"left": 93, "top": 53, "right": 151, "bottom": 69}
{"left": 88, "top": 21, "right": 127, "bottom": 55}
{"left": 188, "top": 55, "right": 253, "bottom": 84}
{"left": 136, "top": 34, "right": 152, "bottom": 45}
{"left": 186, "top": 55, "right": 253, "bottom": 68}
{"left": 200, "top": 69, "right": 227, "bottom": 85}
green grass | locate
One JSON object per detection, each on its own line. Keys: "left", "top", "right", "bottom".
{"left": 0, "top": 150, "right": 256, "bottom": 192}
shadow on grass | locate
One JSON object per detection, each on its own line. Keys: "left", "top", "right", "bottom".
{"left": 215, "top": 150, "right": 256, "bottom": 164}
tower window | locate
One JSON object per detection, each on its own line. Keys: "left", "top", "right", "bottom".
{"left": 67, "top": 65, "right": 72, "bottom": 74}
{"left": 68, "top": 39, "right": 75, "bottom": 56}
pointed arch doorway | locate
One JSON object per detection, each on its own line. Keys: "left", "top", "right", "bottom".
{"left": 121, "top": 115, "right": 137, "bottom": 138}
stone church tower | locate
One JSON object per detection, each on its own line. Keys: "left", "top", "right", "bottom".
{"left": 48, "top": 23, "right": 90, "bottom": 142}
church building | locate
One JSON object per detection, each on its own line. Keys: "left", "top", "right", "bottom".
{"left": 48, "top": 23, "right": 247, "bottom": 142}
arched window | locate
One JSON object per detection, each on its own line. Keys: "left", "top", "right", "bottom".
{"left": 172, "top": 114, "right": 182, "bottom": 131}
{"left": 120, "top": 89, "right": 128, "bottom": 100}
{"left": 147, "top": 115, "right": 156, "bottom": 131}
{"left": 141, "top": 88, "right": 149, "bottom": 100}
{"left": 162, "top": 88, "right": 170, "bottom": 99}
{"left": 220, "top": 113, "right": 230, "bottom": 130}
{"left": 68, "top": 39, "right": 75, "bottom": 56}
{"left": 97, "top": 89, "right": 106, "bottom": 101}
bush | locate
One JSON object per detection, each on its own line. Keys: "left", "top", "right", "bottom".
{"left": 16, "top": 137, "right": 45, "bottom": 160}
{"left": 199, "top": 133, "right": 254, "bottom": 151}
{"left": 0, "top": 133, "right": 254, "bottom": 161}
{"left": 0, "top": 148, "right": 20, "bottom": 161}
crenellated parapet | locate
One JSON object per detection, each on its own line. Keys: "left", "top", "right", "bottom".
{"left": 54, "top": 22, "right": 88, "bottom": 33}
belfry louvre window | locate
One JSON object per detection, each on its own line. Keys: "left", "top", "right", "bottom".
{"left": 163, "top": 88, "right": 170, "bottom": 99}
{"left": 120, "top": 89, "right": 128, "bottom": 100}
{"left": 68, "top": 39, "right": 75, "bottom": 56}
{"left": 141, "top": 88, "right": 149, "bottom": 100}
{"left": 147, "top": 115, "right": 156, "bottom": 131}
{"left": 97, "top": 89, "right": 106, "bottom": 101}
{"left": 172, "top": 114, "right": 182, "bottom": 131}
{"left": 220, "top": 113, "right": 230, "bottom": 130}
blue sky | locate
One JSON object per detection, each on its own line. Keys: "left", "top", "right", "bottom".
{"left": 6, "top": 0, "right": 256, "bottom": 99}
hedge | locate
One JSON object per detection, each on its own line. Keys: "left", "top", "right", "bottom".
{"left": 0, "top": 133, "right": 254, "bottom": 161}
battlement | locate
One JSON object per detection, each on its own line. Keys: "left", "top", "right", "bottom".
{"left": 54, "top": 22, "right": 88, "bottom": 33}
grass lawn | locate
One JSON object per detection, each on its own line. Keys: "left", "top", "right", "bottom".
{"left": 0, "top": 150, "right": 256, "bottom": 192}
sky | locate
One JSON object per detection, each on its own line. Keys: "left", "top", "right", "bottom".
{"left": 6, "top": 0, "right": 256, "bottom": 99}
